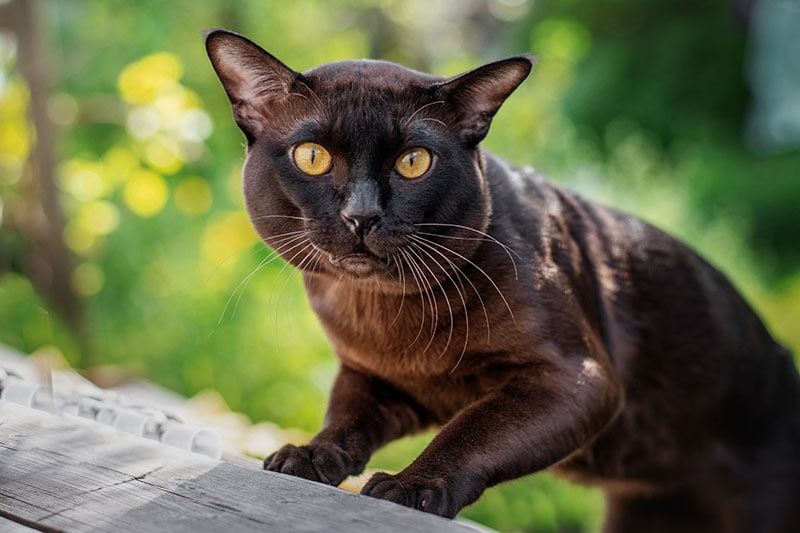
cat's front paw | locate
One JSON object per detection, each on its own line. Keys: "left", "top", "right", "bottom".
{"left": 361, "top": 471, "right": 462, "bottom": 518}
{"left": 263, "top": 442, "right": 354, "bottom": 486}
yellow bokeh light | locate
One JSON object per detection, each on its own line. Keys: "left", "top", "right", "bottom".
{"left": 0, "top": 75, "right": 31, "bottom": 115}
{"left": 181, "top": 89, "right": 201, "bottom": 110}
{"left": 175, "top": 177, "right": 213, "bottom": 216}
{"left": 60, "top": 160, "right": 106, "bottom": 201}
{"left": 123, "top": 169, "right": 169, "bottom": 217}
{"left": 0, "top": 115, "right": 31, "bottom": 168}
{"left": 117, "top": 52, "right": 183, "bottom": 105}
{"left": 152, "top": 83, "right": 191, "bottom": 122}
{"left": 0, "top": 77, "right": 32, "bottom": 175}
{"left": 78, "top": 201, "right": 120, "bottom": 235}
{"left": 103, "top": 147, "right": 140, "bottom": 184}
{"left": 72, "top": 262, "right": 104, "bottom": 296}
{"left": 201, "top": 212, "right": 259, "bottom": 266}
{"left": 63, "top": 222, "right": 98, "bottom": 255}
{"left": 144, "top": 136, "right": 183, "bottom": 174}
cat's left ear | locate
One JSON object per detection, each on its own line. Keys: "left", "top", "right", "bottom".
{"left": 205, "top": 29, "right": 298, "bottom": 140}
{"left": 437, "top": 56, "right": 535, "bottom": 147}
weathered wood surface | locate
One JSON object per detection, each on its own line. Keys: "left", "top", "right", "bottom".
{"left": 1, "top": 515, "right": 39, "bottom": 532}
{"left": 0, "top": 402, "right": 486, "bottom": 532}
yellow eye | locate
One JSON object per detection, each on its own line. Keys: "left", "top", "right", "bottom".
{"left": 395, "top": 148, "right": 431, "bottom": 179}
{"left": 293, "top": 142, "right": 332, "bottom": 175}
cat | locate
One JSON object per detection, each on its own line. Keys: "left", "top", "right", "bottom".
{"left": 205, "top": 29, "right": 800, "bottom": 532}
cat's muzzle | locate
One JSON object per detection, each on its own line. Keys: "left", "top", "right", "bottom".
{"left": 328, "top": 252, "right": 388, "bottom": 277}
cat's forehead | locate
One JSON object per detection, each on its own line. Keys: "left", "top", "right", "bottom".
{"left": 296, "top": 60, "right": 445, "bottom": 135}
{"left": 304, "top": 59, "right": 442, "bottom": 89}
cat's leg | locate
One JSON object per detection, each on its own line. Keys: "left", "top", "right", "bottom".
{"left": 361, "top": 358, "right": 622, "bottom": 517}
{"left": 264, "top": 364, "right": 429, "bottom": 486}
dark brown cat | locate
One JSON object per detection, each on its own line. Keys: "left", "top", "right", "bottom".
{"left": 205, "top": 29, "right": 800, "bottom": 532}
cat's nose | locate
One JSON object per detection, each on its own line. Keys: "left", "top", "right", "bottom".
{"left": 341, "top": 179, "right": 383, "bottom": 238}
{"left": 340, "top": 210, "right": 381, "bottom": 237}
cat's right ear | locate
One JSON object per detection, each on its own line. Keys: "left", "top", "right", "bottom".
{"left": 205, "top": 29, "right": 297, "bottom": 141}
{"left": 437, "top": 55, "right": 535, "bottom": 147}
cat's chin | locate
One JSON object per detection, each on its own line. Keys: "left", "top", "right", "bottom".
{"left": 328, "top": 252, "right": 389, "bottom": 278}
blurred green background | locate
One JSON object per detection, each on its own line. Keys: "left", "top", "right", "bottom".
{"left": 1, "top": 0, "right": 798, "bottom": 531}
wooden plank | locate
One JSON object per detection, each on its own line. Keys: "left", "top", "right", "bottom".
{"left": 0, "top": 403, "right": 488, "bottom": 532}
{"left": 0, "top": 516, "right": 41, "bottom": 532}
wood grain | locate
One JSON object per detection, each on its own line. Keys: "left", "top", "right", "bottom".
{"left": 0, "top": 402, "right": 488, "bottom": 532}
{"left": 0, "top": 515, "right": 40, "bottom": 532}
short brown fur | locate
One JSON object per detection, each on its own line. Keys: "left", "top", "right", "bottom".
{"left": 206, "top": 29, "right": 800, "bottom": 531}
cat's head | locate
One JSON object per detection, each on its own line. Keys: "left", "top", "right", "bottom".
{"left": 206, "top": 29, "right": 531, "bottom": 288}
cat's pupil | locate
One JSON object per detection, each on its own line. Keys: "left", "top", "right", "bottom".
{"left": 310, "top": 149, "right": 316, "bottom": 164}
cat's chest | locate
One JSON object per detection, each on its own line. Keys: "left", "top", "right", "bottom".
{"left": 303, "top": 276, "right": 503, "bottom": 380}
{"left": 310, "top": 285, "right": 519, "bottom": 419}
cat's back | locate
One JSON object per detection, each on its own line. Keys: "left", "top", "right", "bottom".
{"left": 485, "top": 151, "right": 800, "bottom": 491}
{"left": 483, "top": 150, "right": 790, "bottom": 370}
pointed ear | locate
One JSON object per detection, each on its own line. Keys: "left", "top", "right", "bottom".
{"left": 205, "top": 29, "right": 298, "bottom": 140}
{"left": 437, "top": 56, "right": 535, "bottom": 146}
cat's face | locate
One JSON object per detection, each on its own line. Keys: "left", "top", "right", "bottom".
{"left": 206, "top": 30, "right": 531, "bottom": 288}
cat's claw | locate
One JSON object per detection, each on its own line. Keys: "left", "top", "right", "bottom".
{"left": 361, "top": 471, "right": 460, "bottom": 518}
{"left": 264, "top": 442, "right": 353, "bottom": 486}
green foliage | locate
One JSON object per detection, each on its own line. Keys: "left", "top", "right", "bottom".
{"left": 1, "top": 1, "right": 799, "bottom": 532}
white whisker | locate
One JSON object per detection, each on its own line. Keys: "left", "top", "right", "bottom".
{"left": 408, "top": 242, "right": 462, "bottom": 360}
{"left": 411, "top": 235, "right": 488, "bottom": 347}
{"left": 414, "top": 223, "right": 520, "bottom": 280}
{"left": 249, "top": 214, "right": 313, "bottom": 223}
{"left": 404, "top": 246, "right": 439, "bottom": 352}
{"left": 411, "top": 232, "right": 516, "bottom": 324}
{"left": 413, "top": 245, "right": 447, "bottom": 353}
{"left": 217, "top": 233, "right": 308, "bottom": 323}
{"left": 272, "top": 240, "right": 320, "bottom": 317}
{"left": 233, "top": 233, "right": 313, "bottom": 319}
{"left": 207, "top": 240, "right": 264, "bottom": 282}
{"left": 402, "top": 100, "right": 446, "bottom": 129}
{"left": 417, "top": 117, "right": 447, "bottom": 127}
{"left": 398, "top": 248, "right": 430, "bottom": 351}
{"left": 388, "top": 256, "right": 407, "bottom": 329}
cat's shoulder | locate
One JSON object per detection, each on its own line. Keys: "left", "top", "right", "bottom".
{"left": 483, "top": 150, "right": 554, "bottom": 193}
{"left": 482, "top": 151, "right": 662, "bottom": 253}
{"left": 482, "top": 151, "right": 562, "bottom": 216}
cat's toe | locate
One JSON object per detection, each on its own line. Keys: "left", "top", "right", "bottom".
{"left": 361, "top": 471, "right": 458, "bottom": 518}
{"left": 264, "top": 444, "right": 318, "bottom": 480}
{"left": 263, "top": 442, "right": 352, "bottom": 485}
{"left": 361, "top": 472, "right": 414, "bottom": 507}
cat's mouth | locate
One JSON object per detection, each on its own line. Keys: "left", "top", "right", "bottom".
{"left": 328, "top": 251, "right": 389, "bottom": 277}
